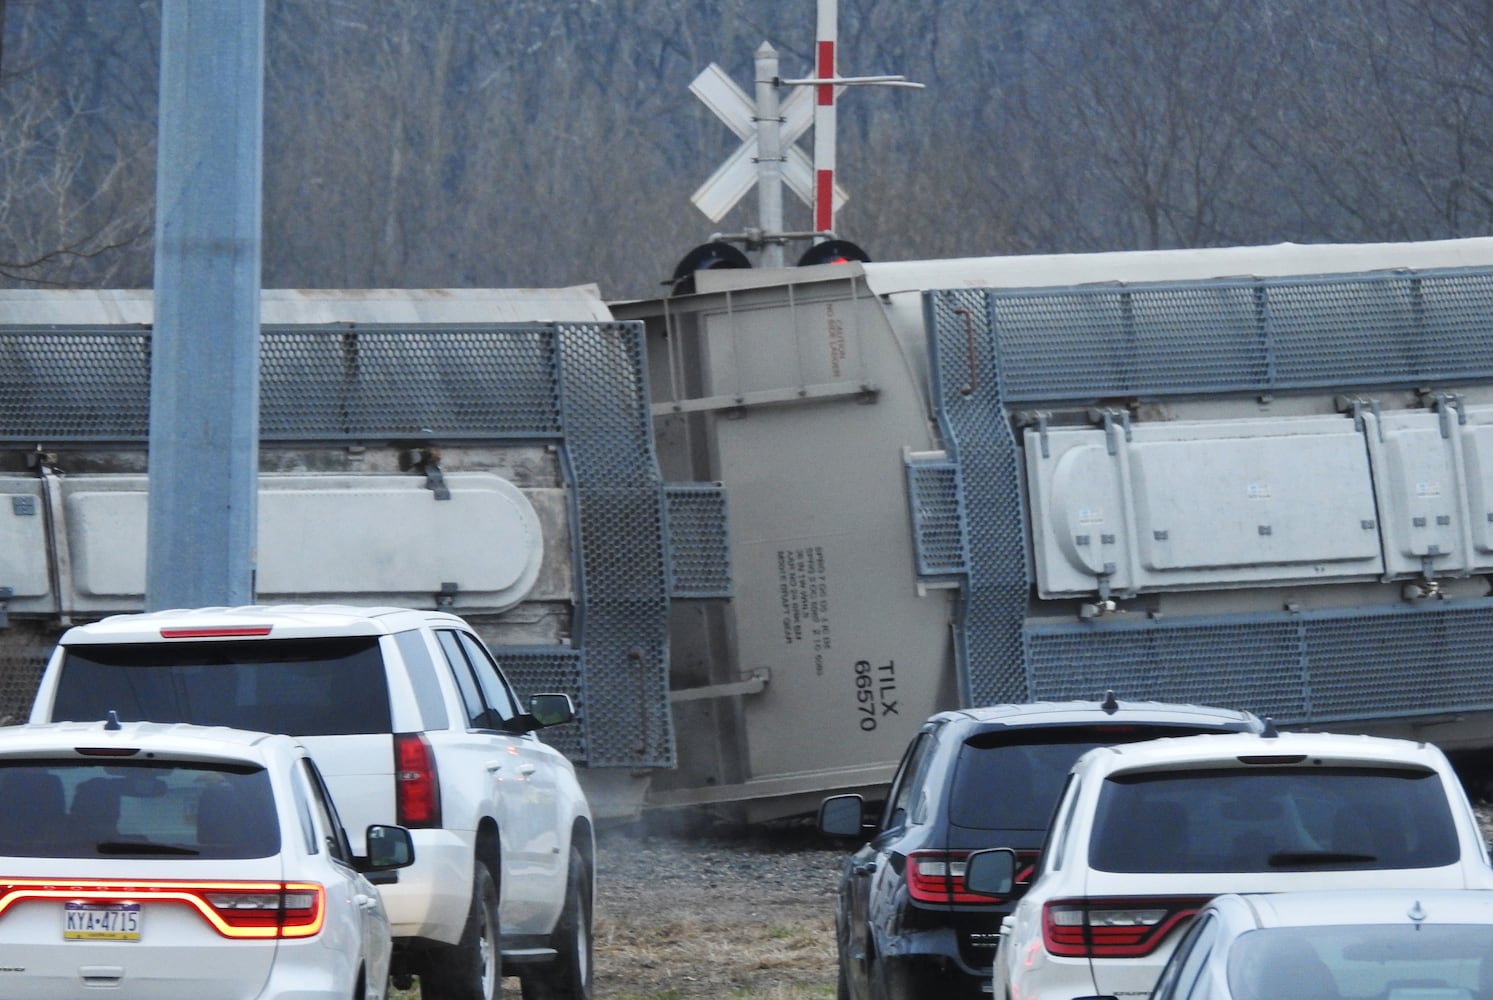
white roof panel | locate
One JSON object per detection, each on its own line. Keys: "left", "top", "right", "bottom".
{"left": 639, "top": 236, "right": 1493, "bottom": 303}
{"left": 857, "top": 237, "right": 1493, "bottom": 297}
{"left": 0, "top": 286, "right": 613, "bottom": 326}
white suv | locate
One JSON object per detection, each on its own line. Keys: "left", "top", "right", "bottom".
{"left": 0, "top": 719, "right": 414, "bottom": 999}
{"left": 969, "top": 728, "right": 1493, "bottom": 1000}
{"left": 30, "top": 605, "right": 594, "bottom": 1000}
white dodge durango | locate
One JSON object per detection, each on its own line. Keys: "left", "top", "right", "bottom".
{"left": 0, "top": 718, "right": 413, "bottom": 1000}
{"left": 970, "top": 728, "right": 1493, "bottom": 1000}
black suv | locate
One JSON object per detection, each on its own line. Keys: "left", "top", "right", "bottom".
{"left": 817, "top": 694, "right": 1264, "bottom": 1000}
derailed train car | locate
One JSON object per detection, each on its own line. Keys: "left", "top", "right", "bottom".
{"left": 618, "top": 236, "right": 1493, "bottom": 821}
{"left": 0, "top": 286, "right": 726, "bottom": 818}
{"left": 11, "top": 236, "right": 1493, "bottom": 822}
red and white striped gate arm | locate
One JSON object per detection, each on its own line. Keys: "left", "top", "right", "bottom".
{"left": 814, "top": 0, "right": 839, "bottom": 235}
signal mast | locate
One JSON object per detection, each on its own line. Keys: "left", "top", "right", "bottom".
{"left": 685, "top": 0, "right": 922, "bottom": 271}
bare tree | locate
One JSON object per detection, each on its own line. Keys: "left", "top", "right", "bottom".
{"left": 1267, "top": 0, "right": 1493, "bottom": 241}
{"left": 10, "top": 0, "right": 1493, "bottom": 298}
{"left": 0, "top": 2, "right": 155, "bottom": 287}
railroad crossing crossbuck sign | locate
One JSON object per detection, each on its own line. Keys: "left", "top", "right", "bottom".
{"left": 688, "top": 60, "right": 846, "bottom": 225}
{"left": 689, "top": 0, "right": 920, "bottom": 243}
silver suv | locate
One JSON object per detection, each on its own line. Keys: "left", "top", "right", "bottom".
{"left": 30, "top": 604, "right": 594, "bottom": 1000}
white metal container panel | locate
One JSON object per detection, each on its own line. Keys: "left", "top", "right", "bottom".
{"left": 1024, "top": 432, "right": 1133, "bottom": 591}
{"left": 63, "top": 472, "right": 542, "bottom": 610}
{"left": 255, "top": 474, "right": 542, "bottom": 605}
{"left": 1028, "top": 416, "right": 1383, "bottom": 597}
{"left": 1130, "top": 428, "right": 1380, "bottom": 571}
{"left": 1366, "top": 404, "right": 1493, "bottom": 577}
{"left": 67, "top": 489, "right": 139, "bottom": 597}
{"left": 1462, "top": 419, "right": 1493, "bottom": 559}
{"left": 0, "top": 479, "right": 53, "bottom": 598}
{"left": 1363, "top": 410, "right": 1469, "bottom": 577}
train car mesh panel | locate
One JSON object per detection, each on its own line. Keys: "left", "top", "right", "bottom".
{"left": 258, "top": 326, "right": 561, "bottom": 438}
{"left": 1027, "top": 604, "right": 1493, "bottom": 726}
{"left": 556, "top": 323, "right": 673, "bottom": 768}
{"left": 1026, "top": 618, "right": 1308, "bottom": 721}
{"left": 925, "top": 290, "right": 1031, "bottom": 707}
{"left": 990, "top": 283, "right": 1271, "bottom": 398}
{"left": 0, "top": 623, "right": 50, "bottom": 725}
{"left": 1303, "top": 606, "right": 1493, "bottom": 720}
{"left": 987, "top": 267, "right": 1493, "bottom": 404}
{"left": 905, "top": 457, "right": 968, "bottom": 577}
{"left": 664, "top": 485, "right": 732, "bottom": 599}
{"left": 0, "top": 323, "right": 565, "bottom": 443}
{"left": 0, "top": 328, "right": 151, "bottom": 440}
{"left": 1266, "top": 271, "right": 1493, "bottom": 382}
{"left": 496, "top": 647, "right": 586, "bottom": 762}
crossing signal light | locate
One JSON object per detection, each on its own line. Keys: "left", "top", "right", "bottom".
{"left": 797, "top": 240, "right": 871, "bottom": 267}
{"left": 669, "top": 241, "right": 752, "bottom": 296}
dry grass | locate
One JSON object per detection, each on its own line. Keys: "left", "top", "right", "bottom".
{"left": 592, "top": 906, "right": 837, "bottom": 1000}
{"left": 391, "top": 911, "right": 836, "bottom": 1000}
{"left": 389, "top": 827, "right": 841, "bottom": 1000}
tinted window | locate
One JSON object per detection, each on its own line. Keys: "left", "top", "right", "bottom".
{"left": 0, "top": 759, "right": 278, "bottom": 859}
{"left": 882, "top": 731, "right": 936, "bottom": 830}
{"left": 297, "top": 758, "right": 354, "bottom": 865}
{"left": 435, "top": 630, "right": 493, "bottom": 729}
{"left": 1227, "top": 924, "right": 1493, "bottom": 1000}
{"left": 435, "top": 629, "right": 520, "bottom": 730}
{"left": 456, "top": 632, "right": 519, "bottom": 722}
{"left": 948, "top": 724, "right": 1237, "bottom": 831}
{"left": 1090, "top": 767, "right": 1461, "bottom": 873}
{"left": 53, "top": 638, "right": 392, "bottom": 736}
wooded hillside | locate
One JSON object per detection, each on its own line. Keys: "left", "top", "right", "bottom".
{"left": 4, "top": 0, "right": 1492, "bottom": 299}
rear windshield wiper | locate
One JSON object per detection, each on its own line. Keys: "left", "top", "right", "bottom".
{"left": 94, "top": 841, "right": 201, "bottom": 856}
{"left": 1267, "top": 850, "right": 1377, "bottom": 866}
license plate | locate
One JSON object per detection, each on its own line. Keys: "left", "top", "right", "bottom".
{"left": 64, "top": 902, "right": 142, "bottom": 941}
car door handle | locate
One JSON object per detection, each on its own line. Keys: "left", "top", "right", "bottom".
{"left": 354, "top": 894, "right": 379, "bottom": 910}
{"left": 485, "top": 760, "right": 503, "bottom": 773}
{"left": 518, "top": 763, "right": 537, "bottom": 776}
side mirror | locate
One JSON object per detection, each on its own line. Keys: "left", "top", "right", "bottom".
{"left": 504, "top": 693, "right": 577, "bottom": 735}
{"left": 362, "top": 824, "right": 415, "bottom": 872}
{"left": 818, "top": 794, "right": 867, "bottom": 838}
{"left": 528, "top": 693, "right": 576, "bottom": 727}
{"left": 963, "top": 848, "right": 1017, "bottom": 897}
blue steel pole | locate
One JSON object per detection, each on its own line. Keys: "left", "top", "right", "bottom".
{"left": 146, "top": 0, "right": 264, "bottom": 610}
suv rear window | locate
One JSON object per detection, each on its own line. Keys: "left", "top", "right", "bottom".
{"left": 0, "top": 759, "right": 278, "bottom": 859}
{"left": 52, "top": 638, "right": 392, "bottom": 736}
{"left": 1089, "top": 766, "right": 1460, "bottom": 873}
{"left": 948, "top": 724, "right": 1243, "bottom": 832}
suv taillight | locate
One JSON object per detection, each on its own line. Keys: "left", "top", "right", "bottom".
{"left": 0, "top": 879, "right": 324, "bottom": 939}
{"left": 907, "top": 850, "right": 1038, "bottom": 904}
{"left": 1042, "top": 897, "right": 1208, "bottom": 958}
{"left": 394, "top": 733, "right": 441, "bottom": 828}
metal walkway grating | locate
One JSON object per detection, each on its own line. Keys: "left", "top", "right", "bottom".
{"left": 664, "top": 485, "right": 732, "bottom": 599}
{"left": 988, "top": 267, "right": 1493, "bottom": 403}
